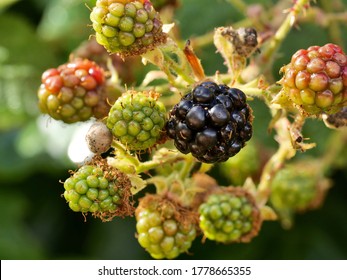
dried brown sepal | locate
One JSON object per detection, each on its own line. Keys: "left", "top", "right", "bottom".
{"left": 323, "top": 107, "right": 347, "bottom": 129}
{"left": 183, "top": 40, "right": 205, "bottom": 81}
{"left": 136, "top": 193, "right": 199, "bottom": 231}
{"left": 190, "top": 173, "right": 219, "bottom": 210}
{"left": 89, "top": 156, "right": 135, "bottom": 221}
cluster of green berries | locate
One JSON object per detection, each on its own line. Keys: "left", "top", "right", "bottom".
{"left": 38, "top": 59, "right": 109, "bottom": 123}
{"left": 270, "top": 164, "right": 321, "bottom": 212}
{"left": 198, "top": 187, "right": 261, "bottom": 244}
{"left": 90, "top": 0, "right": 167, "bottom": 57}
{"left": 36, "top": 0, "right": 346, "bottom": 259}
{"left": 278, "top": 43, "right": 347, "bottom": 115}
{"left": 269, "top": 162, "right": 332, "bottom": 228}
{"left": 63, "top": 163, "right": 133, "bottom": 221}
{"left": 135, "top": 194, "right": 197, "bottom": 259}
{"left": 106, "top": 90, "right": 166, "bottom": 151}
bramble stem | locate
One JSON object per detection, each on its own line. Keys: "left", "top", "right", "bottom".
{"left": 112, "top": 140, "right": 140, "bottom": 167}
{"left": 321, "top": 128, "right": 347, "bottom": 174}
{"left": 226, "top": 0, "right": 248, "bottom": 14}
{"left": 256, "top": 117, "right": 296, "bottom": 207}
{"left": 141, "top": 38, "right": 195, "bottom": 88}
{"left": 179, "top": 154, "right": 196, "bottom": 181}
{"left": 136, "top": 153, "right": 186, "bottom": 174}
{"left": 260, "top": 0, "right": 310, "bottom": 71}
{"left": 320, "top": 0, "right": 344, "bottom": 48}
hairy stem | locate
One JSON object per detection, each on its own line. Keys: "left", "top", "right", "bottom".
{"left": 256, "top": 117, "right": 296, "bottom": 207}
{"left": 260, "top": 0, "right": 310, "bottom": 74}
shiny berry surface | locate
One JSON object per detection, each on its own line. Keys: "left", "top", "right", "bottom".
{"left": 38, "top": 59, "right": 108, "bottom": 123}
{"left": 280, "top": 43, "right": 347, "bottom": 115}
{"left": 166, "top": 82, "right": 253, "bottom": 163}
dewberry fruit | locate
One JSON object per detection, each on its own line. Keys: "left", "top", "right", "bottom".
{"left": 166, "top": 81, "right": 253, "bottom": 163}
{"left": 86, "top": 121, "right": 113, "bottom": 154}
{"left": 135, "top": 194, "right": 197, "bottom": 259}
{"left": 269, "top": 163, "right": 331, "bottom": 228}
{"left": 278, "top": 43, "right": 347, "bottom": 115}
{"left": 270, "top": 164, "right": 327, "bottom": 212}
{"left": 63, "top": 161, "right": 134, "bottom": 221}
{"left": 198, "top": 187, "right": 261, "bottom": 243}
{"left": 38, "top": 59, "right": 109, "bottom": 123}
{"left": 90, "top": 0, "right": 167, "bottom": 57}
{"left": 106, "top": 90, "right": 166, "bottom": 151}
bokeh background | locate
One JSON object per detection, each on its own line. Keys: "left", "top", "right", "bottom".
{"left": 0, "top": 0, "right": 346, "bottom": 260}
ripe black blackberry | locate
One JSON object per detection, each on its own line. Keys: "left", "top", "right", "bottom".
{"left": 166, "top": 81, "right": 253, "bottom": 163}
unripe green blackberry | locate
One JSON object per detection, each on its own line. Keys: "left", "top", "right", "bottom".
{"left": 270, "top": 164, "right": 327, "bottom": 212}
{"left": 135, "top": 194, "right": 197, "bottom": 259}
{"left": 38, "top": 59, "right": 109, "bottom": 123}
{"left": 90, "top": 0, "right": 167, "bottom": 57}
{"left": 277, "top": 43, "right": 347, "bottom": 116}
{"left": 269, "top": 162, "right": 331, "bottom": 228}
{"left": 198, "top": 187, "right": 261, "bottom": 244}
{"left": 63, "top": 161, "right": 134, "bottom": 221}
{"left": 106, "top": 90, "right": 166, "bottom": 150}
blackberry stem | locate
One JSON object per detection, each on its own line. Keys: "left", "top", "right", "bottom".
{"left": 179, "top": 154, "right": 196, "bottom": 181}
{"left": 256, "top": 117, "right": 296, "bottom": 207}
{"left": 320, "top": 0, "right": 344, "bottom": 48}
{"left": 260, "top": 0, "right": 311, "bottom": 75}
{"left": 321, "top": 128, "right": 347, "bottom": 174}
{"left": 136, "top": 153, "right": 187, "bottom": 174}
{"left": 112, "top": 140, "right": 140, "bottom": 167}
{"left": 226, "top": 0, "right": 248, "bottom": 14}
{"left": 141, "top": 38, "right": 195, "bottom": 88}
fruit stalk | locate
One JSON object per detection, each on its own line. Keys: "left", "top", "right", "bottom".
{"left": 256, "top": 117, "right": 297, "bottom": 207}
{"left": 260, "top": 0, "right": 311, "bottom": 73}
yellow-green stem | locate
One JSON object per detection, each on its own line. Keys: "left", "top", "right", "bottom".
{"left": 320, "top": 129, "right": 347, "bottom": 174}
{"left": 179, "top": 154, "right": 196, "bottom": 181}
{"left": 226, "top": 0, "right": 248, "bottom": 14}
{"left": 136, "top": 153, "right": 186, "bottom": 174}
{"left": 260, "top": 0, "right": 310, "bottom": 69}
{"left": 256, "top": 117, "right": 296, "bottom": 207}
{"left": 320, "top": 0, "right": 344, "bottom": 48}
{"left": 112, "top": 140, "right": 140, "bottom": 167}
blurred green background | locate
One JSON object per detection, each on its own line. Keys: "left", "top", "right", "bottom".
{"left": 0, "top": 0, "right": 346, "bottom": 260}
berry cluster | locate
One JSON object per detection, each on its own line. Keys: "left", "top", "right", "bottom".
{"left": 90, "top": 0, "right": 167, "bottom": 57}
{"left": 279, "top": 43, "right": 347, "bottom": 115}
{"left": 135, "top": 194, "right": 197, "bottom": 259}
{"left": 198, "top": 187, "right": 261, "bottom": 243}
{"left": 270, "top": 165, "right": 320, "bottom": 212}
{"left": 63, "top": 163, "right": 133, "bottom": 221}
{"left": 166, "top": 81, "right": 253, "bottom": 163}
{"left": 34, "top": 0, "right": 346, "bottom": 260}
{"left": 106, "top": 90, "right": 167, "bottom": 151}
{"left": 38, "top": 59, "right": 108, "bottom": 123}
